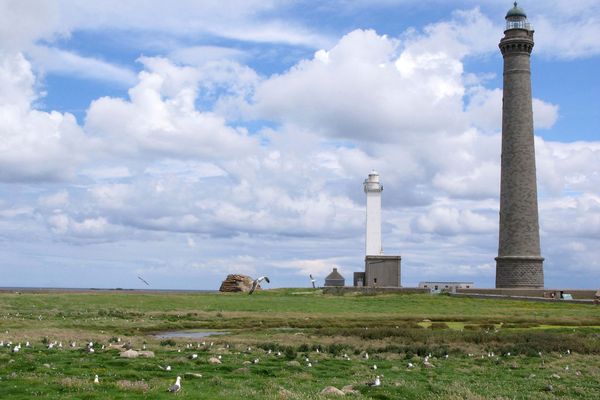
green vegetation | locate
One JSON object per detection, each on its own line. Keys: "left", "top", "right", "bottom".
{"left": 1, "top": 289, "right": 599, "bottom": 399}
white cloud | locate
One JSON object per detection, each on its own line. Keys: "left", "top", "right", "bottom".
{"left": 85, "top": 57, "right": 259, "bottom": 159}
{"left": 0, "top": 52, "right": 89, "bottom": 182}
{"left": 412, "top": 206, "right": 496, "bottom": 235}
{"left": 28, "top": 46, "right": 137, "bottom": 86}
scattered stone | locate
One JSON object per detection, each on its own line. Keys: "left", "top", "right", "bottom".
{"left": 341, "top": 385, "right": 358, "bottom": 394}
{"left": 43, "top": 363, "right": 51, "bottom": 368}
{"left": 544, "top": 384, "right": 553, "bottom": 392}
{"left": 551, "top": 373, "right": 561, "bottom": 379}
{"left": 242, "top": 360, "right": 252, "bottom": 365}
{"left": 120, "top": 349, "right": 139, "bottom": 358}
{"left": 235, "top": 367, "right": 250, "bottom": 374}
{"left": 116, "top": 379, "right": 149, "bottom": 392}
{"left": 278, "top": 388, "right": 294, "bottom": 399}
{"left": 320, "top": 386, "right": 345, "bottom": 396}
{"left": 208, "top": 357, "right": 222, "bottom": 364}
{"left": 184, "top": 372, "right": 203, "bottom": 378}
{"left": 286, "top": 360, "right": 301, "bottom": 367}
{"left": 528, "top": 374, "right": 536, "bottom": 379}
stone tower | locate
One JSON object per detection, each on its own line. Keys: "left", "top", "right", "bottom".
{"left": 495, "top": 2, "right": 544, "bottom": 288}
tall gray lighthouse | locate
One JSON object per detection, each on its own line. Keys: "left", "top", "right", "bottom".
{"left": 495, "top": 2, "right": 544, "bottom": 288}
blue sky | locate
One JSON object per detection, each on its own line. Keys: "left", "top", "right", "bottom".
{"left": 1, "top": 0, "right": 599, "bottom": 290}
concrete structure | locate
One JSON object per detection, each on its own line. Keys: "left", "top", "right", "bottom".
{"left": 496, "top": 2, "right": 544, "bottom": 288}
{"left": 419, "top": 281, "right": 474, "bottom": 293}
{"left": 324, "top": 268, "right": 345, "bottom": 287}
{"left": 365, "top": 255, "right": 401, "bottom": 287}
{"left": 364, "top": 171, "right": 383, "bottom": 256}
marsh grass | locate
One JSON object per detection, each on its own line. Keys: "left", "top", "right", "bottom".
{"left": 1, "top": 289, "right": 599, "bottom": 399}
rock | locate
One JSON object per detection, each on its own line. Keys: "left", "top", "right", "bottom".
{"left": 43, "top": 363, "right": 51, "bottom": 368}
{"left": 219, "top": 274, "right": 259, "bottom": 293}
{"left": 138, "top": 350, "right": 155, "bottom": 358}
{"left": 341, "top": 385, "right": 358, "bottom": 394}
{"left": 551, "top": 373, "right": 561, "bottom": 379}
{"left": 278, "top": 388, "right": 294, "bottom": 399}
{"left": 286, "top": 360, "right": 301, "bottom": 367}
{"left": 235, "top": 367, "right": 250, "bottom": 374}
{"left": 320, "top": 386, "right": 345, "bottom": 396}
{"left": 208, "top": 357, "right": 222, "bottom": 364}
{"left": 184, "top": 372, "right": 203, "bottom": 378}
{"left": 120, "top": 349, "right": 139, "bottom": 358}
{"left": 544, "top": 384, "right": 553, "bottom": 392}
{"left": 242, "top": 361, "right": 252, "bottom": 365}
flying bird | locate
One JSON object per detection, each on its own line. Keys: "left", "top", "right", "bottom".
{"left": 309, "top": 274, "right": 316, "bottom": 288}
{"left": 249, "top": 276, "right": 270, "bottom": 294}
{"left": 168, "top": 376, "right": 181, "bottom": 393}
{"left": 137, "top": 276, "right": 150, "bottom": 286}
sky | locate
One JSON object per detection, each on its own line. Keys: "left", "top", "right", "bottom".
{"left": 0, "top": 0, "right": 599, "bottom": 290}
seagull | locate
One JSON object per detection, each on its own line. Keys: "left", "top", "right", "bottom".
{"left": 407, "top": 362, "right": 414, "bottom": 368}
{"left": 94, "top": 375, "right": 99, "bottom": 384}
{"left": 249, "top": 276, "right": 270, "bottom": 294}
{"left": 364, "top": 353, "right": 369, "bottom": 360}
{"left": 372, "top": 365, "right": 377, "bottom": 370}
{"left": 137, "top": 276, "right": 150, "bottom": 286}
{"left": 367, "top": 376, "right": 381, "bottom": 387}
{"left": 309, "top": 274, "right": 316, "bottom": 288}
{"left": 168, "top": 376, "right": 181, "bottom": 393}
{"left": 190, "top": 354, "right": 198, "bottom": 360}
{"left": 253, "top": 358, "right": 260, "bottom": 364}
{"left": 307, "top": 362, "right": 312, "bottom": 367}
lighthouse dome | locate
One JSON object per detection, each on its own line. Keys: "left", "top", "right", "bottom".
{"left": 506, "top": 2, "right": 527, "bottom": 19}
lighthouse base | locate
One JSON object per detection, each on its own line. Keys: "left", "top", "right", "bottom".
{"left": 495, "top": 256, "right": 544, "bottom": 288}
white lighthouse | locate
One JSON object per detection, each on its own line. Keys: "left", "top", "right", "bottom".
{"left": 364, "top": 170, "right": 383, "bottom": 256}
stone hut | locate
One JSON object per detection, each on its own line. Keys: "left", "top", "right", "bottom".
{"left": 324, "top": 268, "right": 345, "bottom": 287}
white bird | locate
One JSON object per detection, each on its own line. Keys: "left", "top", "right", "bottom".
{"left": 367, "top": 376, "right": 381, "bottom": 387}
{"left": 276, "top": 351, "right": 281, "bottom": 356}
{"left": 309, "top": 274, "right": 316, "bottom": 288}
{"left": 364, "top": 353, "right": 369, "bottom": 360}
{"left": 12, "top": 345, "right": 20, "bottom": 353}
{"left": 407, "top": 362, "right": 414, "bottom": 368}
{"left": 94, "top": 375, "right": 99, "bottom": 384}
{"left": 25, "top": 341, "right": 30, "bottom": 347}
{"left": 190, "top": 354, "right": 198, "bottom": 359}
{"left": 249, "top": 276, "right": 270, "bottom": 294}
{"left": 218, "top": 355, "right": 222, "bottom": 360}
{"left": 307, "top": 362, "right": 312, "bottom": 367}
{"left": 372, "top": 364, "right": 377, "bottom": 370}
{"left": 166, "top": 365, "right": 172, "bottom": 371}
{"left": 168, "top": 376, "right": 181, "bottom": 393}
{"left": 253, "top": 358, "right": 260, "bottom": 364}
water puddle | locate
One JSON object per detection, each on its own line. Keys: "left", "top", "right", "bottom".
{"left": 154, "top": 330, "right": 230, "bottom": 339}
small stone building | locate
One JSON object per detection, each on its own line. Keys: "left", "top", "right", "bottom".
{"left": 324, "top": 268, "right": 345, "bottom": 287}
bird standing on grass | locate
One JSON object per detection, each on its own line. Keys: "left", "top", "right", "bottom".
{"left": 249, "top": 276, "right": 270, "bottom": 295}
{"left": 367, "top": 376, "right": 381, "bottom": 387}
{"left": 94, "top": 375, "right": 99, "bottom": 384}
{"left": 310, "top": 274, "right": 316, "bottom": 289}
{"left": 168, "top": 376, "right": 181, "bottom": 393}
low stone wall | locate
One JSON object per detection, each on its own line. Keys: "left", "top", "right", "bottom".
{"left": 456, "top": 288, "right": 597, "bottom": 300}
{"left": 322, "top": 287, "right": 429, "bottom": 295}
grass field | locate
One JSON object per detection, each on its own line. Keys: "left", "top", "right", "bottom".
{"left": 1, "top": 289, "right": 599, "bottom": 399}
